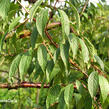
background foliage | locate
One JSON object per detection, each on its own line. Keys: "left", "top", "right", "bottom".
{"left": 0, "top": 0, "right": 109, "bottom": 109}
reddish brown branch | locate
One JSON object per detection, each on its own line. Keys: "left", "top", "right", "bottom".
{"left": 0, "top": 82, "right": 49, "bottom": 89}
{"left": 47, "top": 22, "right": 61, "bottom": 29}
{"left": 91, "top": 64, "right": 106, "bottom": 77}
{"left": 69, "top": 59, "right": 88, "bottom": 78}
{"left": 0, "top": 82, "right": 79, "bottom": 90}
{"left": 42, "top": 41, "right": 54, "bottom": 59}
{"left": 45, "top": 29, "right": 59, "bottom": 48}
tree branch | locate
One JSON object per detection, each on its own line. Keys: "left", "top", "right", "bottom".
{"left": 16, "top": 0, "right": 29, "bottom": 14}
{"left": 0, "top": 82, "right": 49, "bottom": 89}
{"left": 80, "top": 0, "right": 89, "bottom": 16}
{"left": 0, "top": 82, "right": 78, "bottom": 90}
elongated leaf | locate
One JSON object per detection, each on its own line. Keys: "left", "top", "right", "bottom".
{"left": 60, "top": 41, "right": 69, "bottom": 73}
{"left": 46, "top": 85, "right": 61, "bottom": 109}
{"left": 37, "top": 45, "right": 47, "bottom": 72}
{"left": 9, "top": 54, "right": 22, "bottom": 82}
{"left": 53, "top": 48, "right": 60, "bottom": 63}
{"left": 79, "top": 38, "right": 89, "bottom": 63}
{"left": 29, "top": 0, "right": 43, "bottom": 21}
{"left": 59, "top": 10, "right": 70, "bottom": 39}
{"left": 58, "top": 90, "right": 66, "bottom": 109}
{"left": 76, "top": 80, "right": 87, "bottom": 95}
{"left": 88, "top": 72, "right": 99, "bottom": 98}
{"left": 68, "top": 33, "right": 78, "bottom": 59}
{"left": 36, "top": 9, "right": 49, "bottom": 37}
{"left": 31, "top": 26, "right": 38, "bottom": 48}
{"left": 9, "top": 17, "right": 21, "bottom": 32}
{"left": 74, "top": 93, "right": 84, "bottom": 109}
{"left": 76, "top": 81, "right": 92, "bottom": 109}
{"left": 66, "top": 1, "right": 80, "bottom": 32}
{"left": 84, "top": 37, "right": 96, "bottom": 57}
{"left": 49, "top": 64, "right": 60, "bottom": 82}
{"left": 64, "top": 84, "right": 74, "bottom": 109}
{"left": 94, "top": 55, "right": 104, "bottom": 71}
{"left": 0, "top": 32, "right": 8, "bottom": 51}
{"left": 99, "top": 75, "right": 109, "bottom": 102}
{"left": 0, "top": 0, "right": 10, "bottom": 19}
{"left": 46, "top": 60, "right": 54, "bottom": 82}
{"left": 19, "top": 50, "right": 33, "bottom": 80}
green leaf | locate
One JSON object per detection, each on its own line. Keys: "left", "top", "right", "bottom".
{"left": 58, "top": 90, "right": 66, "bottom": 109}
{"left": 0, "top": 32, "right": 8, "bottom": 51}
{"left": 46, "top": 85, "right": 61, "bottom": 109}
{"left": 36, "top": 9, "right": 49, "bottom": 37}
{"left": 94, "top": 55, "right": 104, "bottom": 71}
{"left": 74, "top": 93, "right": 84, "bottom": 109}
{"left": 46, "top": 60, "right": 54, "bottom": 82}
{"left": 83, "top": 93, "right": 92, "bottom": 109}
{"left": 37, "top": 45, "right": 47, "bottom": 73}
{"left": 88, "top": 71, "right": 99, "bottom": 98}
{"left": 64, "top": 84, "right": 74, "bottom": 109}
{"left": 66, "top": 1, "right": 80, "bottom": 32}
{"left": 49, "top": 64, "right": 60, "bottom": 82}
{"left": 31, "top": 26, "right": 38, "bottom": 48}
{"left": 29, "top": 0, "right": 43, "bottom": 21}
{"left": 68, "top": 33, "right": 78, "bottom": 59}
{"left": 99, "top": 75, "right": 109, "bottom": 102}
{"left": 79, "top": 38, "right": 89, "bottom": 63}
{"left": 9, "top": 17, "right": 21, "bottom": 32}
{"left": 53, "top": 48, "right": 60, "bottom": 63}
{"left": 0, "top": 0, "right": 10, "bottom": 19}
{"left": 19, "top": 50, "right": 33, "bottom": 80}
{"left": 76, "top": 80, "right": 87, "bottom": 95}
{"left": 9, "top": 54, "right": 22, "bottom": 82}
{"left": 84, "top": 37, "right": 96, "bottom": 57}
{"left": 76, "top": 81, "right": 92, "bottom": 109}
{"left": 60, "top": 41, "right": 69, "bottom": 73}
{"left": 101, "top": 0, "right": 106, "bottom": 2}
{"left": 59, "top": 10, "right": 70, "bottom": 39}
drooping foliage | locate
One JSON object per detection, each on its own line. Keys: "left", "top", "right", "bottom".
{"left": 0, "top": 0, "right": 109, "bottom": 108}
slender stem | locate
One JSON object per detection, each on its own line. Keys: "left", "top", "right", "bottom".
{"left": 16, "top": 0, "right": 29, "bottom": 14}
{"left": 42, "top": 41, "right": 54, "bottom": 59}
{"left": 80, "top": 0, "right": 89, "bottom": 16}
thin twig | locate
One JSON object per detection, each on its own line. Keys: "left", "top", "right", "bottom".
{"left": 80, "top": 0, "right": 89, "bottom": 16}
{"left": 42, "top": 41, "right": 54, "bottom": 59}
{"left": 69, "top": 59, "right": 88, "bottom": 78}
{"left": 91, "top": 64, "right": 106, "bottom": 77}
{"left": 54, "top": 0, "right": 58, "bottom": 8}
{"left": 16, "top": 0, "right": 29, "bottom": 14}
